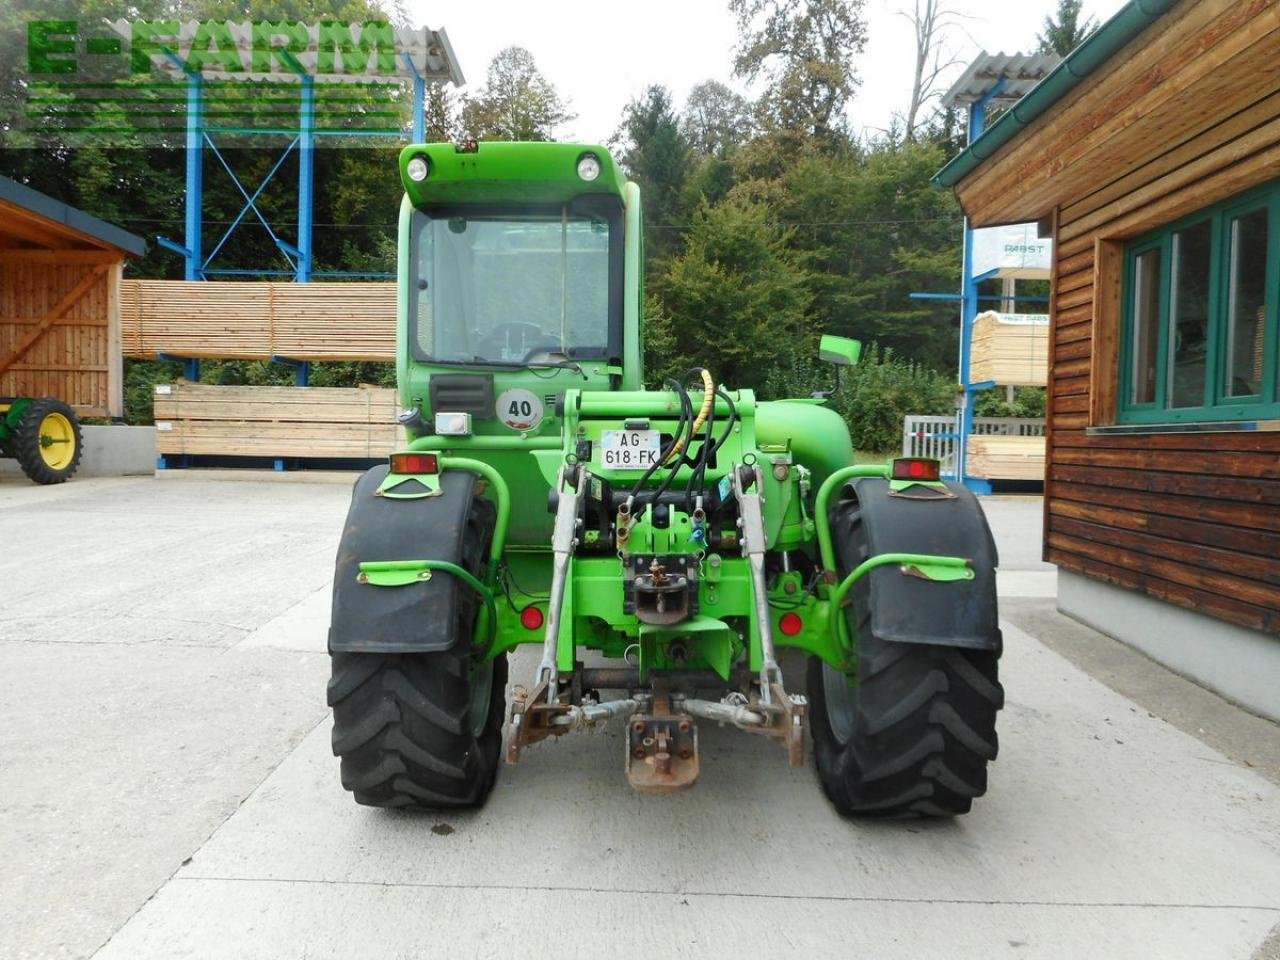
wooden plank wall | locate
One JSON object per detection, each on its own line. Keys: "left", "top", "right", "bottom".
{"left": 0, "top": 260, "right": 116, "bottom": 416}
{"left": 121, "top": 280, "right": 395, "bottom": 361}
{"left": 153, "top": 383, "right": 403, "bottom": 459}
{"left": 1045, "top": 12, "right": 1280, "bottom": 634}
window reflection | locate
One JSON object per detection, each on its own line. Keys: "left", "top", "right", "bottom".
{"left": 1225, "top": 208, "right": 1268, "bottom": 398}
{"left": 1168, "top": 220, "right": 1212, "bottom": 408}
{"left": 1131, "top": 248, "right": 1161, "bottom": 405}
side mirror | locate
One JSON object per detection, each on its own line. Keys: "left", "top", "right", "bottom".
{"left": 812, "top": 335, "right": 861, "bottom": 400}
{"left": 819, "top": 334, "right": 861, "bottom": 366}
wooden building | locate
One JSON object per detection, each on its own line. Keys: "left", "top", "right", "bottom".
{"left": 936, "top": 0, "right": 1280, "bottom": 720}
{"left": 0, "top": 176, "right": 146, "bottom": 418}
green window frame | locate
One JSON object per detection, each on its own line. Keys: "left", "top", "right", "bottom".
{"left": 1118, "top": 179, "right": 1280, "bottom": 424}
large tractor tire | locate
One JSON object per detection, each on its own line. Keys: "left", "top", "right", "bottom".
{"left": 327, "top": 493, "right": 506, "bottom": 809}
{"left": 808, "top": 489, "right": 1004, "bottom": 818}
{"left": 14, "top": 397, "right": 82, "bottom": 484}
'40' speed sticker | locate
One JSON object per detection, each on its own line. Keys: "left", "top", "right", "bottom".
{"left": 496, "top": 388, "right": 544, "bottom": 431}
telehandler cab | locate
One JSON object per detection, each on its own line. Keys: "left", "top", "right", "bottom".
{"left": 328, "top": 141, "right": 1003, "bottom": 817}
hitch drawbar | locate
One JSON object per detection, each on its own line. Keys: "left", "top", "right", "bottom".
{"left": 502, "top": 683, "right": 806, "bottom": 794}
{"left": 500, "top": 458, "right": 809, "bottom": 793}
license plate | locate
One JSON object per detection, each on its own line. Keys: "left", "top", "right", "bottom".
{"left": 600, "top": 429, "right": 660, "bottom": 469}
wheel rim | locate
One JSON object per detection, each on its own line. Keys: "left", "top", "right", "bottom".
{"left": 821, "top": 662, "right": 858, "bottom": 744}
{"left": 37, "top": 412, "right": 75, "bottom": 470}
{"left": 469, "top": 658, "right": 495, "bottom": 739}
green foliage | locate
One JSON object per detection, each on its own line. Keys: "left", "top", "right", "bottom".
{"left": 764, "top": 342, "right": 954, "bottom": 453}
{"left": 1037, "top": 0, "right": 1099, "bottom": 57}
{"left": 653, "top": 197, "right": 812, "bottom": 390}
{"left": 612, "top": 86, "right": 692, "bottom": 264}
{"left": 123, "top": 360, "right": 183, "bottom": 425}
{"left": 974, "top": 386, "right": 1046, "bottom": 419}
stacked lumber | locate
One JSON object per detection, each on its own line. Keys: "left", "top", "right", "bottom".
{"left": 122, "top": 279, "right": 395, "bottom": 361}
{"left": 153, "top": 382, "right": 403, "bottom": 459}
{"left": 966, "top": 435, "right": 1046, "bottom": 482}
{"left": 969, "top": 311, "right": 1048, "bottom": 387}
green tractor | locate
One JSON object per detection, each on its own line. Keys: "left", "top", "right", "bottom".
{"left": 0, "top": 396, "right": 83, "bottom": 484}
{"left": 328, "top": 142, "right": 1003, "bottom": 817}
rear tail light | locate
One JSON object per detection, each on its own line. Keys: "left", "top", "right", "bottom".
{"left": 520, "top": 606, "right": 544, "bottom": 631}
{"left": 779, "top": 612, "right": 803, "bottom": 636}
{"left": 389, "top": 452, "right": 438, "bottom": 474}
{"left": 891, "top": 457, "right": 941, "bottom": 482}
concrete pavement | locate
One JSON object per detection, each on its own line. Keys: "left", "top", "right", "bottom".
{"left": 1, "top": 476, "right": 1277, "bottom": 959}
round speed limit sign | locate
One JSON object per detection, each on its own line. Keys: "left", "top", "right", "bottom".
{"left": 496, "top": 388, "right": 544, "bottom": 431}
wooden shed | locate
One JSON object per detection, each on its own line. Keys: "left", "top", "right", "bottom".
{"left": 936, "top": 0, "right": 1280, "bottom": 719}
{"left": 0, "top": 177, "right": 146, "bottom": 418}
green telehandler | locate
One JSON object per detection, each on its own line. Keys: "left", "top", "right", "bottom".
{"left": 327, "top": 141, "right": 1003, "bottom": 817}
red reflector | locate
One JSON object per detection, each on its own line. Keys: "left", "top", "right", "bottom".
{"left": 891, "top": 457, "right": 940, "bottom": 482}
{"left": 779, "top": 612, "right": 803, "bottom": 636}
{"left": 389, "top": 453, "right": 438, "bottom": 474}
{"left": 520, "top": 606, "right": 544, "bottom": 631}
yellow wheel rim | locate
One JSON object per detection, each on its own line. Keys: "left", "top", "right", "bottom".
{"left": 37, "top": 412, "right": 76, "bottom": 470}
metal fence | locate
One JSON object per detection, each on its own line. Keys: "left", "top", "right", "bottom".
{"left": 901, "top": 415, "right": 1046, "bottom": 476}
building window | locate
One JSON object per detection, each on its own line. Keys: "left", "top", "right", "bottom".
{"left": 1119, "top": 181, "right": 1279, "bottom": 423}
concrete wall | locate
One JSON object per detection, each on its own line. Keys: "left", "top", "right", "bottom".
{"left": 1058, "top": 569, "right": 1280, "bottom": 723}
{"left": 1, "top": 425, "right": 154, "bottom": 479}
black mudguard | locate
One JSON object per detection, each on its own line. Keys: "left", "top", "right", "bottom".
{"left": 834, "top": 477, "right": 1000, "bottom": 652}
{"left": 328, "top": 465, "right": 494, "bottom": 654}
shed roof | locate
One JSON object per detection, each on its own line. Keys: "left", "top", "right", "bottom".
{"left": 940, "top": 52, "right": 1060, "bottom": 109}
{"left": 0, "top": 176, "right": 146, "bottom": 256}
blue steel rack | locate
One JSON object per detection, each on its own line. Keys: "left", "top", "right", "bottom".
{"left": 147, "top": 30, "right": 461, "bottom": 386}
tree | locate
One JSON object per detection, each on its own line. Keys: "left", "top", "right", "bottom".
{"left": 460, "top": 46, "right": 573, "bottom": 141}
{"left": 613, "top": 86, "right": 692, "bottom": 262}
{"left": 1037, "top": 0, "right": 1098, "bottom": 56}
{"left": 653, "top": 197, "right": 812, "bottom": 389}
{"left": 423, "top": 82, "right": 458, "bottom": 142}
{"left": 729, "top": 0, "right": 867, "bottom": 145}
{"left": 680, "top": 80, "right": 754, "bottom": 156}
{"left": 899, "top": 0, "right": 967, "bottom": 142}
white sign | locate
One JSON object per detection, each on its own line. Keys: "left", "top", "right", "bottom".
{"left": 980, "top": 311, "right": 1049, "bottom": 325}
{"left": 495, "top": 388, "right": 543, "bottom": 431}
{"left": 972, "top": 223, "right": 1052, "bottom": 279}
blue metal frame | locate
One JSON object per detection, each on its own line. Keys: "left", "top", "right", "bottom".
{"left": 157, "top": 58, "right": 421, "bottom": 290}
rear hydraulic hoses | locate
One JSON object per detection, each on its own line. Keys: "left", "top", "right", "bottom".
{"left": 699, "top": 387, "right": 738, "bottom": 514}
{"left": 684, "top": 390, "right": 716, "bottom": 511}
{"left": 669, "top": 368, "right": 715, "bottom": 463}
{"left": 648, "top": 380, "right": 698, "bottom": 508}
{"left": 625, "top": 371, "right": 720, "bottom": 526}
{"left": 627, "top": 378, "right": 690, "bottom": 507}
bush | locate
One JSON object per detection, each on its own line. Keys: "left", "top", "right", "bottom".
{"left": 973, "top": 385, "right": 1046, "bottom": 419}
{"left": 764, "top": 341, "right": 954, "bottom": 454}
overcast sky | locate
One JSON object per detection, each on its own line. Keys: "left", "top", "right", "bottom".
{"left": 406, "top": 0, "right": 1128, "bottom": 143}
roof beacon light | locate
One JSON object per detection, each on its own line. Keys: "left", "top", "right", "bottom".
{"left": 406, "top": 155, "right": 430, "bottom": 182}
{"left": 389, "top": 452, "right": 438, "bottom": 474}
{"left": 891, "top": 457, "right": 942, "bottom": 482}
{"left": 577, "top": 153, "right": 601, "bottom": 182}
